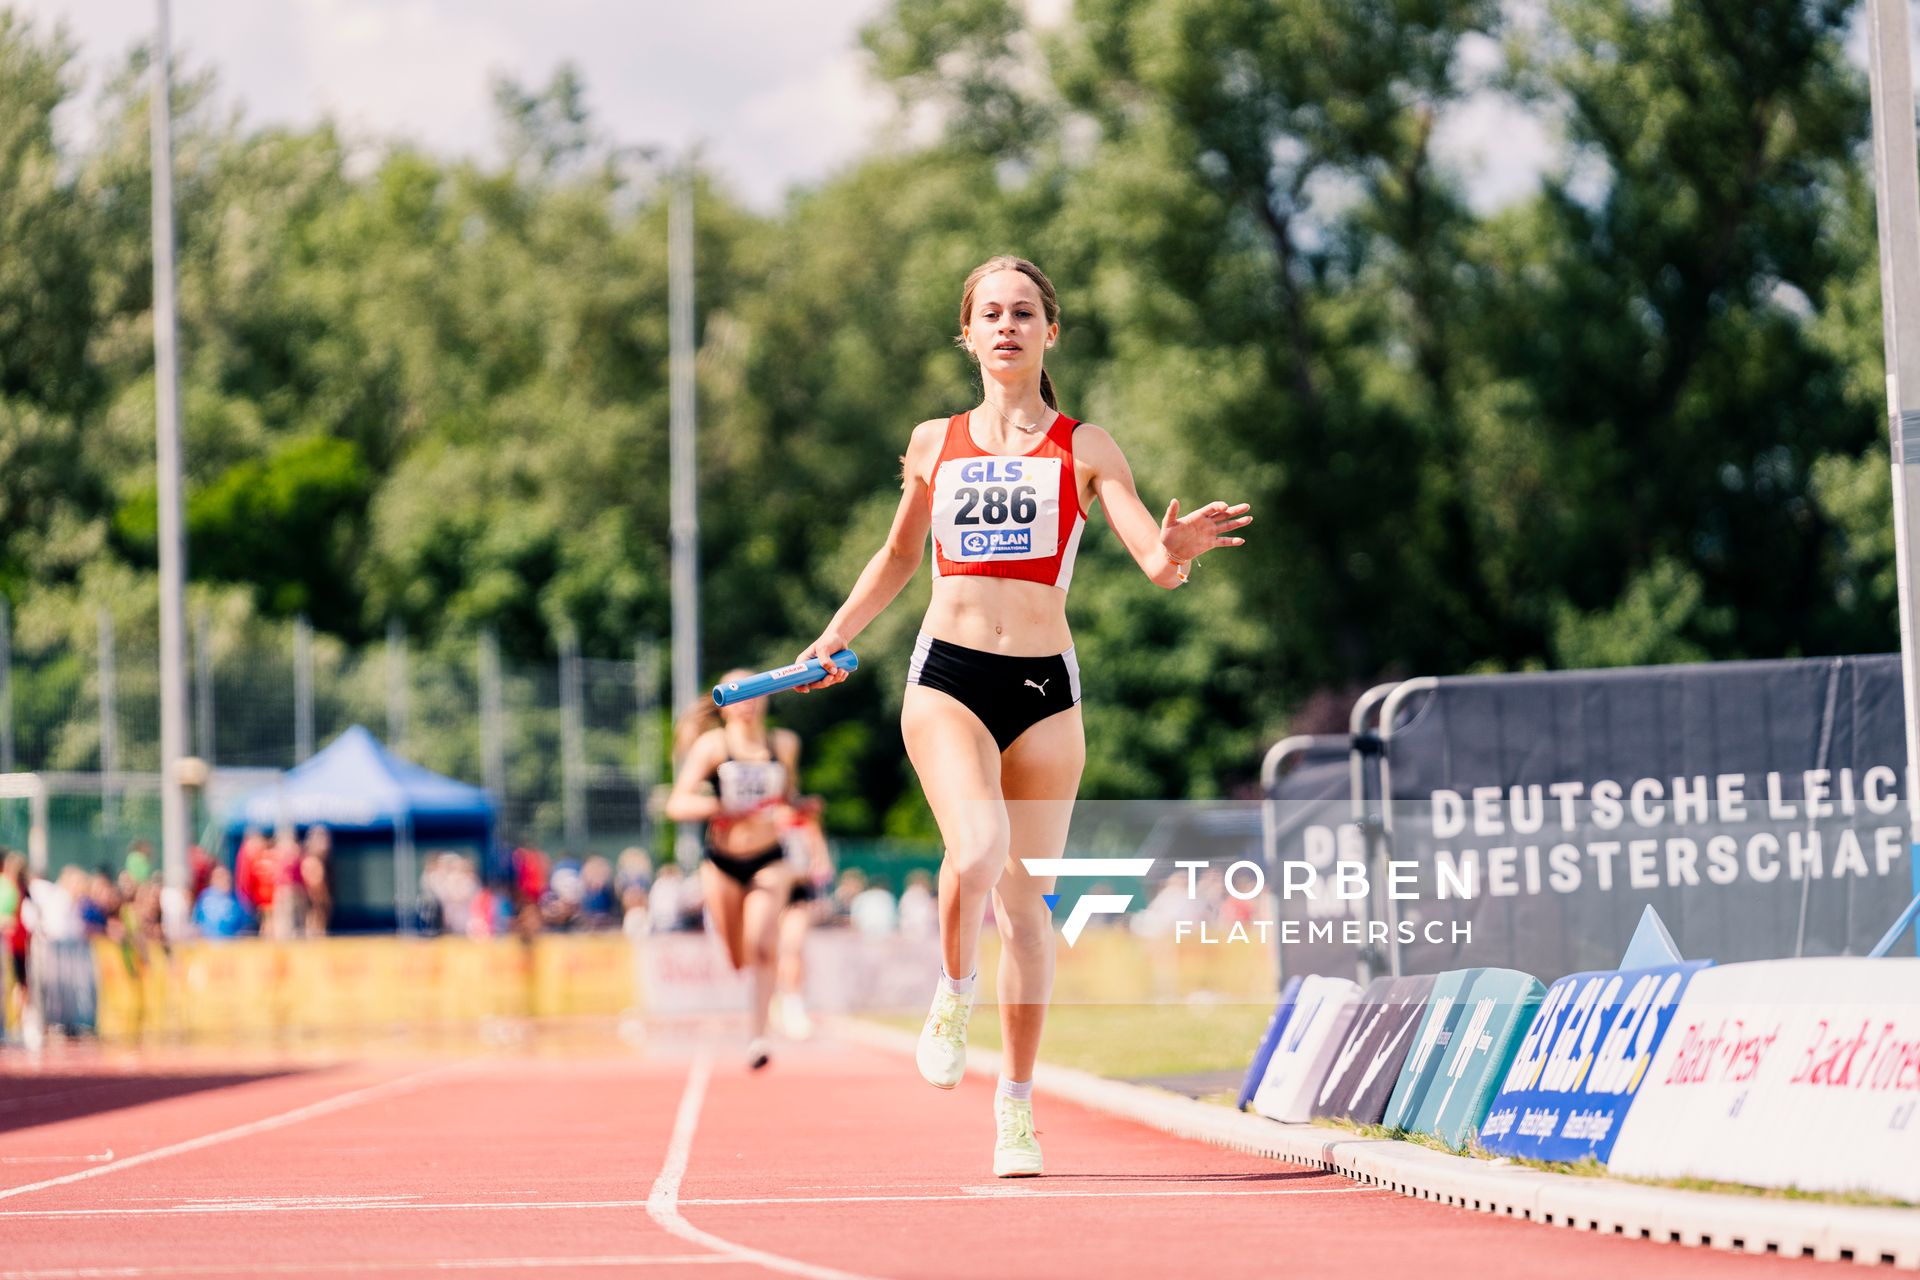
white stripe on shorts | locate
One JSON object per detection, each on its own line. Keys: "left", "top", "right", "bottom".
{"left": 906, "top": 631, "right": 933, "bottom": 686}
{"left": 1063, "top": 646, "right": 1080, "bottom": 704}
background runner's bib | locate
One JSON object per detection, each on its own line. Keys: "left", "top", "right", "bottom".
{"left": 927, "top": 413, "right": 1086, "bottom": 591}
{"left": 716, "top": 758, "right": 786, "bottom": 814}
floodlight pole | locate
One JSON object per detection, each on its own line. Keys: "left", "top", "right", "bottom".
{"left": 669, "top": 167, "right": 700, "bottom": 717}
{"left": 668, "top": 164, "right": 701, "bottom": 861}
{"left": 150, "top": 0, "right": 192, "bottom": 936}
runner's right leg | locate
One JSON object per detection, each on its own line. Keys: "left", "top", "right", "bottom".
{"left": 902, "top": 683, "right": 1006, "bottom": 1087}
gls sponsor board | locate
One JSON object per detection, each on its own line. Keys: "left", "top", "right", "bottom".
{"left": 1252, "top": 975, "right": 1362, "bottom": 1123}
{"left": 1607, "top": 958, "right": 1920, "bottom": 1201}
{"left": 1312, "top": 974, "right": 1438, "bottom": 1125}
{"left": 1479, "top": 960, "right": 1710, "bottom": 1163}
{"left": 1383, "top": 967, "right": 1545, "bottom": 1148}
{"left": 1238, "top": 975, "right": 1304, "bottom": 1111}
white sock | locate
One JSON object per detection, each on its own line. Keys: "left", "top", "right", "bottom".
{"left": 940, "top": 968, "right": 976, "bottom": 997}
{"left": 997, "top": 1076, "right": 1032, "bottom": 1102}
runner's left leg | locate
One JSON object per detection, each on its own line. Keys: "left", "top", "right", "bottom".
{"left": 997, "top": 705, "right": 1084, "bottom": 1082}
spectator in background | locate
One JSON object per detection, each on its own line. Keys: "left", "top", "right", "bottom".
{"left": 830, "top": 868, "right": 868, "bottom": 926}
{"left": 300, "top": 826, "right": 332, "bottom": 938}
{"left": 25, "top": 868, "right": 91, "bottom": 1037}
{"left": 188, "top": 844, "right": 216, "bottom": 900}
{"left": 80, "top": 869, "right": 117, "bottom": 938}
{"left": 123, "top": 840, "right": 153, "bottom": 888}
{"left": 30, "top": 868, "right": 85, "bottom": 944}
{"left": 270, "top": 829, "right": 304, "bottom": 940}
{"left": 421, "top": 853, "right": 475, "bottom": 936}
{"left": 621, "top": 882, "right": 649, "bottom": 939}
{"left": 542, "top": 859, "right": 585, "bottom": 932}
{"left": 851, "top": 874, "right": 898, "bottom": 938}
{"left": 512, "top": 846, "right": 550, "bottom": 913}
{"left": 580, "top": 855, "right": 617, "bottom": 928}
{"left": 1, "top": 851, "right": 30, "bottom": 1037}
{"left": 616, "top": 848, "right": 653, "bottom": 900}
{"left": 647, "top": 864, "right": 683, "bottom": 934}
{"left": 235, "top": 827, "right": 274, "bottom": 921}
{"left": 193, "top": 866, "right": 250, "bottom": 939}
{"left": 466, "top": 876, "right": 501, "bottom": 939}
{"left": 127, "top": 880, "right": 166, "bottom": 955}
{"left": 898, "top": 869, "right": 937, "bottom": 941}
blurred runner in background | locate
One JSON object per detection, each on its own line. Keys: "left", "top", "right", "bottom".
{"left": 666, "top": 673, "right": 803, "bottom": 1071}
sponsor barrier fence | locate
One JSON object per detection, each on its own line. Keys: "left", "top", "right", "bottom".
{"left": 1251, "top": 975, "right": 1361, "bottom": 1121}
{"left": 1377, "top": 656, "right": 1915, "bottom": 978}
{"left": 1479, "top": 960, "right": 1710, "bottom": 1163}
{"left": 1237, "top": 974, "right": 1302, "bottom": 1110}
{"left": 1381, "top": 967, "right": 1544, "bottom": 1148}
{"left": 1237, "top": 951, "right": 1920, "bottom": 1212}
{"left": 1311, "top": 974, "right": 1436, "bottom": 1125}
{"left": 1607, "top": 957, "right": 1920, "bottom": 1202}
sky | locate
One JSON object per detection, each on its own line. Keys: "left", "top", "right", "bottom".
{"left": 10, "top": 0, "right": 1556, "bottom": 212}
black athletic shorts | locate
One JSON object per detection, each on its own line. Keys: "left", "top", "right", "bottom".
{"left": 905, "top": 632, "right": 1081, "bottom": 751}
{"left": 704, "top": 844, "right": 783, "bottom": 888}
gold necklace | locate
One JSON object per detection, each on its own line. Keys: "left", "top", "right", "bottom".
{"left": 983, "top": 399, "right": 1049, "bottom": 434}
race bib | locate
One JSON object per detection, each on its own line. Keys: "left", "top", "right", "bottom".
{"left": 716, "top": 760, "right": 785, "bottom": 814}
{"left": 931, "top": 456, "right": 1061, "bottom": 563}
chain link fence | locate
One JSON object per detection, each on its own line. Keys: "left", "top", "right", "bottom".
{"left": 0, "top": 602, "right": 665, "bottom": 876}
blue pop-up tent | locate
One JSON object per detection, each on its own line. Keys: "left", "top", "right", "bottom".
{"left": 221, "top": 725, "right": 496, "bottom": 931}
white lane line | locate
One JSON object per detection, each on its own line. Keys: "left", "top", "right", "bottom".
{"left": 0, "top": 1198, "right": 656, "bottom": 1219}
{"left": 0, "top": 1152, "right": 113, "bottom": 1164}
{"left": 0, "top": 1064, "right": 460, "bottom": 1203}
{"left": 0, "top": 1184, "right": 1384, "bottom": 1220}
{"left": 0, "top": 1255, "right": 734, "bottom": 1279}
{"left": 687, "top": 1186, "right": 1381, "bottom": 1205}
{"left": 645, "top": 1052, "right": 883, "bottom": 1280}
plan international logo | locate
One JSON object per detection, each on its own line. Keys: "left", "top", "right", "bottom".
{"left": 959, "top": 529, "right": 1031, "bottom": 557}
{"left": 1020, "top": 859, "right": 1153, "bottom": 945}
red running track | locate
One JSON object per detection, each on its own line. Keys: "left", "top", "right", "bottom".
{"left": 0, "top": 1029, "right": 1851, "bottom": 1279}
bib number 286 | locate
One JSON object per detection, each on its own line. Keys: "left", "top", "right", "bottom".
{"left": 953, "top": 485, "right": 1038, "bottom": 526}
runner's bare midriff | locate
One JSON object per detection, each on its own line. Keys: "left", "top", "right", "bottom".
{"left": 923, "top": 575, "right": 1072, "bottom": 655}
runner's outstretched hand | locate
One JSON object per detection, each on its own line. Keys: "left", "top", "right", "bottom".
{"left": 1160, "top": 499, "right": 1252, "bottom": 564}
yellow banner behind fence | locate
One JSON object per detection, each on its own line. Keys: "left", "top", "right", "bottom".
{"left": 89, "top": 935, "right": 632, "bottom": 1042}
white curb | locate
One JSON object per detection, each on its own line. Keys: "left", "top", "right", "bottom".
{"left": 837, "top": 1019, "right": 1920, "bottom": 1269}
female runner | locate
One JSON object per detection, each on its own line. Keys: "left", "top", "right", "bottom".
{"left": 797, "top": 255, "right": 1250, "bottom": 1176}
{"left": 665, "top": 673, "right": 802, "bottom": 1070}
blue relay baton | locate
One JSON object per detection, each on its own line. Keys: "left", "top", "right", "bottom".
{"left": 712, "top": 650, "right": 859, "bottom": 707}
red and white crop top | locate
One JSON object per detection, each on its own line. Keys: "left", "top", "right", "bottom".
{"left": 927, "top": 411, "right": 1086, "bottom": 591}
